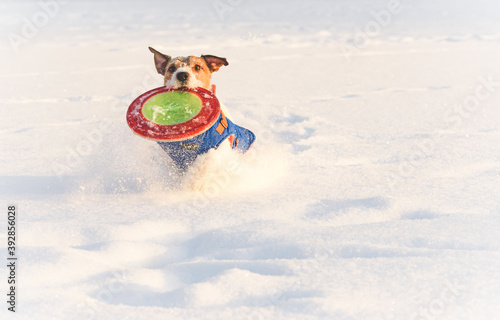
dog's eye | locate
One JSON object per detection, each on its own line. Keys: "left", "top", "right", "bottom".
{"left": 168, "top": 65, "right": 176, "bottom": 73}
{"left": 194, "top": 65, "right": 201, "bottom": 71}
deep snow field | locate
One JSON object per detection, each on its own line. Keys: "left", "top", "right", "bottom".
{"left": 1, "top": 0, "right": 500, "bottom": 319}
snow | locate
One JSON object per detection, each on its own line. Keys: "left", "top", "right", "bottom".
{"left": 1, "top": 0, "right": 500, "bottom": 319}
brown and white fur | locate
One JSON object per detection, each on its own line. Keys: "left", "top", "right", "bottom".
{"left": 148, "top": 47, "right": 236, "bottom": 189}
{"left": 148, "top": 47, "right": 226, "bottom": 90}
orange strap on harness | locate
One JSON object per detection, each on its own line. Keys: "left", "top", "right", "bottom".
{"left": 215, "top": 111, "right": 228, "bottom": 134}
{"left": 228, "top": 134, "right": 239, "bottom": 147}
{"left": 215, "top": 111, "right": 238, "bottom": 148}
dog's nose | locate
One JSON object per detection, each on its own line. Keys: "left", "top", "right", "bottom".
{"left": 176, "top": 72, "right": 189, "bottom": 82}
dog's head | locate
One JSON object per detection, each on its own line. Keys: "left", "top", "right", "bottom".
{"left": 148, "top": 47, "right": 228, "bottom": 92}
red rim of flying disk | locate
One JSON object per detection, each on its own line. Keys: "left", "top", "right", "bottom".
{"left": 126, "top": 86, "right": 221, "bottom": 142}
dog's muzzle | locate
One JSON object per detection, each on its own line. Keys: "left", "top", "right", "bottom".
{"left": 176, "top": 72, "right": 189, "bottom": 82}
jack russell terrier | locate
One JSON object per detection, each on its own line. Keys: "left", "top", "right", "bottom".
{"left": 148, "top": 47, "right": 255, "bottom": 170}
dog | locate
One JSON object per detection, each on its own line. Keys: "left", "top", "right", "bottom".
{"left": 148, "top": 47, "right": 255, "bottom": 170}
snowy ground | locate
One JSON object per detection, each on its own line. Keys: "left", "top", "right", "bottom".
{"left": 1, "top": 0, "right": 500, "bottom": 319}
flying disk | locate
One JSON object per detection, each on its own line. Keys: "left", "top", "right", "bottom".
{"left": 126, "top": 87, "right": 221, "bottom": 141}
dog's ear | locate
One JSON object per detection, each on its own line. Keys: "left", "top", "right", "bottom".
{"left": 149, "top": 47, "right": 171, "bottom": 75}
{"left": 202, "top": 55, "right": 228, "bottom": 72}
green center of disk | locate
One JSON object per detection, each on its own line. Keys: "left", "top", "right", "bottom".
{"left": 142, "top": 91, "right": 202, "bottom": 125}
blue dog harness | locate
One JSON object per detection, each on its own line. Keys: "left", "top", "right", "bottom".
{"left": 158, "top": 112, "right": 255, "bottom": 170}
